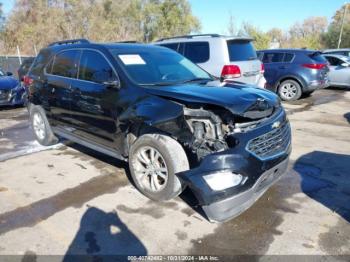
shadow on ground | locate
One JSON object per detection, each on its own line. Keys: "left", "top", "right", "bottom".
{"left": 294, "top": 151, "right": 350, "bottom": 223}
{"left": 63, "top": 207, "right": 147, "bottom": 261}
{"left": 344, "top": 112, "right": 350, "bottom": 124}
{"left": 294, "top": 151, "right": 350, "bottom": 254}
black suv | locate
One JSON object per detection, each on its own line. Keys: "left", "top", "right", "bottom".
{"left": 26, "top": 39, "right": 291, "bottom": 222}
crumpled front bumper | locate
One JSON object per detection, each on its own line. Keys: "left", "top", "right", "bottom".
{"left": 178, "top": 107, "right": 291, "bottom": 222}
{"left": 202, "top": 157, "right": 289, "bottom": 222}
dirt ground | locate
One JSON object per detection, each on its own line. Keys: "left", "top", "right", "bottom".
{"left": 0, "top": 88, "right": 349, "bottom": 259}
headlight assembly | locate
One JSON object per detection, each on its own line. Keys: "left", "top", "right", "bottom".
{"left": 203, "top": 171, "right": 246, "bottom": 191}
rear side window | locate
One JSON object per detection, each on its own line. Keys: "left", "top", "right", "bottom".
{"left": 325, "top": 56, "right": 343, "bottom": 66}
{"left": 78, "top": 50, "right": 117, "bottom": 83}
{"left": 227, "top": 40, "right": 257, "bottom": 61}
{"left": 184, "top": 42, "right": 210, "bottom": 63}
{"left": 257, "top": 51, "right": 264, "bottom": 61}
{"left": 51, "top": 50, "right": 80, "bottom": 78}
{"left": 262, "top": 52, "right": 284, "bottom": 63}
{"left": 30, "top": 52, "right": 49, "bottom": 76}
{"left": 160, "top": 43, "right": 179, "bottom": 52}
{"left": 284, "top": 53, "right": 294, "bottom": 62}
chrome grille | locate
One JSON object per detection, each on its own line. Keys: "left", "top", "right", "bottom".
{"left": 247, "top": 121, "right": 291, "bottom": 160}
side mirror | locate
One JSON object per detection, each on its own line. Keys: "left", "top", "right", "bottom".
{"left": 341, "top": 63, "right": 349, "bottom": 67}
{"left": 6, "top": 72, "right": 13, "bottom": 76}
{"left": 102, "top": 80, "right": 120, "bottom": 89}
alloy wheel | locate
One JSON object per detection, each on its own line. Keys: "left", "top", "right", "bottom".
{"left": 32, "top": 112, "right": 46, "bottom": 140}
{"left": 133, "top": 146, "right": 168, "bottom": 192}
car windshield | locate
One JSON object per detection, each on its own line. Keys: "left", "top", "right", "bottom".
{"left": 109, "top": 48, "right": 212, "bottom": 86}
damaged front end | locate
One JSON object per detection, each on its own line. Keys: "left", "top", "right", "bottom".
{"left": 142, "top": 84, "right": 291, "bottom": 222}
{"left": 179, "top": 103, "right": 291, "bottom": 222}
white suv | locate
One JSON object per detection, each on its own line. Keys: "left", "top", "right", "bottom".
{"left": 154, "top": 34, "right": 266, "bottom": 88}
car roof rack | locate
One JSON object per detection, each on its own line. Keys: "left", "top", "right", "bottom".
{"left": 48, "top": 38, "right": 90, "bottom": 47}
{"left": 115, "top": 40, "right": 141, "bottom": 43}
{"left": 156, "top": 34, "right": 222, "bottom": 42}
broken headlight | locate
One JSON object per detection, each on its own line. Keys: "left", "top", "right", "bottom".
{"left": 203, "top": 171, "right": 246, "bottom": 191}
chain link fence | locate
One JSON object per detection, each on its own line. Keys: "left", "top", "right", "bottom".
{"left": 0, "top": 55, "right": 34, "bottom": 79}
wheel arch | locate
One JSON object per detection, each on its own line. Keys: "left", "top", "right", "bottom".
{"left": 275, "top": 75, "right": 306, "bottom": 92}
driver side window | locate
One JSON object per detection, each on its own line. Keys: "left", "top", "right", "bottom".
{"left": 79, "top": 50, "right": 117, "bottom": 83}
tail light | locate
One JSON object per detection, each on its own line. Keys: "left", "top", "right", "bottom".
{"left": 221, "top": 65, "right": 241, "bottom": 80}
{"left": 302, "top": 64, "right": 327, "bottom": 70}
{"left": 260, "top": 63, "right": 265, "bottom": 74}
{"left": 23, "top": 75, "right": 33, "bottom": 87}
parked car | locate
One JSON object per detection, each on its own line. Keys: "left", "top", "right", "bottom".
{"left": 257, "top": 49, "right": 330, "bottom": 101}
{"left": 154, "top": 34, "right": 266, "bottom": 88}
{"left": 322, "top": 54, "right": 350, "bottom": 87}
{"left": 322, "top": 48, "right": 350, "bottom": 57}
{"left": 26, "top": 39, "right": 291, "bottom": 222}
{"left": 18, "top": 57, "right": 35, "bottom": 82}
{"left": 0, "top": 68, "right": 26, "bottom": 106}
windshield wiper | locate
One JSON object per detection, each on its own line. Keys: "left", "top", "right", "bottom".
{"left": 139, "top": 82, "right": 176, "bottom": 86}
{"left": 181, "top": 77, "right": 213, "bottom": 84}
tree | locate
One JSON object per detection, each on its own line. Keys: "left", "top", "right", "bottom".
{"left": 322, "top": 3, "right": 350, "bottom": 48}
{"left": 238, "top": 22, "right": 271, "bottom": 50}
{"left": 227, "top": 13, "right": 237, "bottom": 35}
{"left": 2, "top": 0, "right": 200, "bottom": 54}
{"left": 141, "top": 0, "right": 200, "bottom": 42}
{"left": 287, "top": 16, "right": 327, "bottom": 49}
{"left": 267, "top": 28, "right": 286, "bottom": 47}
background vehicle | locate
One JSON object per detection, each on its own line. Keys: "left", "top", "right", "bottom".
{"left": 18, "top": 57, "right": 35, "bottom": 81}
{"left": 26, "top": 39, "right": 291, "bottom": 222}
{"left": 0, "top": 69, "right": 26, "bottom": 106}
{"left": 257, "top": 49, "right": 330, "bottom": 101}
{"left": 322, "top": 54, "right": 350, "bottom": 87}
{"left": 322, "top": 48, "right": 350, "bottom": 57}
{"left": 154, "top": 34, "right": 266, "bottom": 88}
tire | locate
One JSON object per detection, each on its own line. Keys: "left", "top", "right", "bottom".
{"left": 30, "top": 105, "right": 58, "bottom": 146}
{"left": 128, "top": 133, "right": 189, "bottom": 201}
{"left": 278, "top": 79, "right": 302, "bottom": 101}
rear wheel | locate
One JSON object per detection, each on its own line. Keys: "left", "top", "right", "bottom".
{"left": 278, "top": 79, "right": 302, "bottom": 101}
{"left": 30, "top": 106, "right": 58, "bottom": 146}
{"left": 129, "top": 133, "right": 189, "bottom": 201}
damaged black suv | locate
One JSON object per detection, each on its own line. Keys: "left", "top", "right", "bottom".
{"left": 26, "top": 39, "right": 291, "bottom": 222}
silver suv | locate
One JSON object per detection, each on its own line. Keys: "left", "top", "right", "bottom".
{"left": 154, "top": 34, "right": 266, "bottom": 87}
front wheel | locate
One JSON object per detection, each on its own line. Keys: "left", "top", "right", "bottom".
{"left": 278, "top": 79, "right": 302, "bottom": 101}
{"left": 128, "top": 134, "right": 189, "bottom": 201}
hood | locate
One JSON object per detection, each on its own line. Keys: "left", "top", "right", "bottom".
{"left": 144, "top": 81, "right": 280, "bottom": 119}
{"left": 0, "top": 76, "right": 19, "bottom": 90}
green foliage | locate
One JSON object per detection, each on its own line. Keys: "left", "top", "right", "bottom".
{"left": 322, "top": 3, "right": 350, "bottom": 48}
{"left": 1, "top": 0, "right": 200, "bottom": 54}
{"left": 238, "top": 22, "right": 271, "bottom": 50}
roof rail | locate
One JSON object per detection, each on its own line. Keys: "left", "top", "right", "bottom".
{"left": 156, "top": 34, "right": 222, "bottom": 42}
{"left": 48, "top": 38, "right": 90, "bottom": 47}
{"left": 114, "top": 41, "right": 141, "bottom": 43}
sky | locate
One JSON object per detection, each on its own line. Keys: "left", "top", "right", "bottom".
{"left": 1, "top": 0, "right": 347, "bottom": 33}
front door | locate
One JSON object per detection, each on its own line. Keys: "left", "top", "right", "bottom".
{"left": 69, "top": 49, "right": 120, "bottom": 148}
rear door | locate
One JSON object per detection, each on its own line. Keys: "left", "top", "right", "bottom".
{"left": 45, "top": 49, "right": 80, "bottom": 127}
{"left": 262, "top": 52, "right": 285, "bottom": 87}
{"left": 226, "top": 40, "right": 261, "bottom": 85}
{"left": 69, "top": 49, "right": 120, "bottom": 147}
